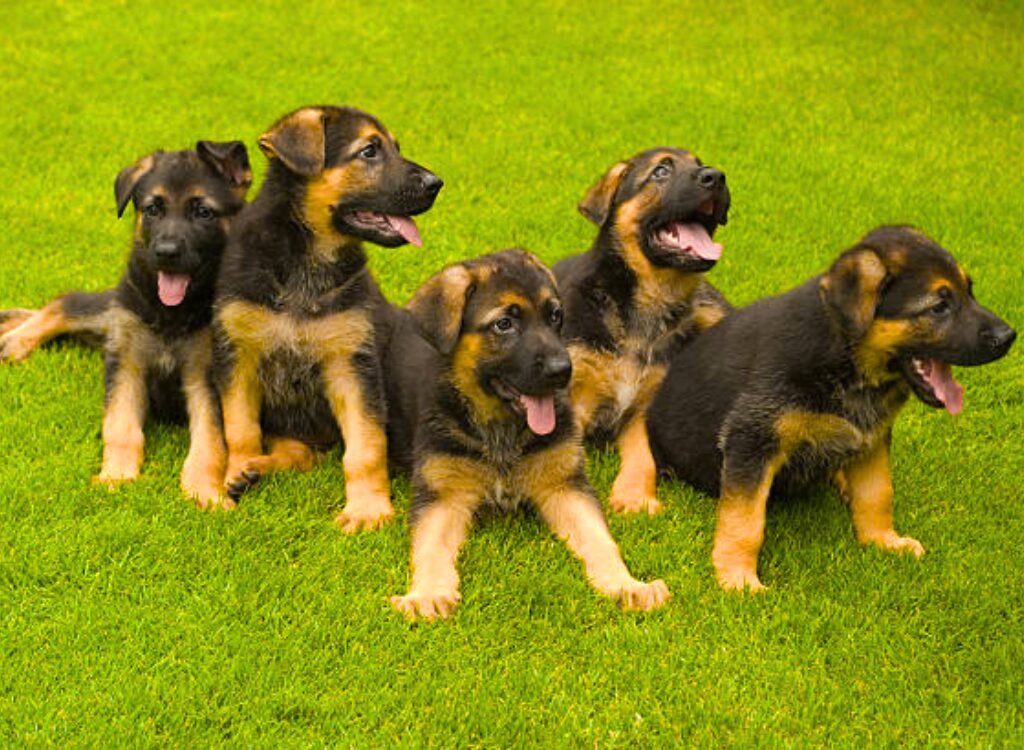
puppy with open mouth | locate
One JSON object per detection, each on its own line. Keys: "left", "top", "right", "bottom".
{"left": 554, "top": 147, "right": 732, "bottom": 516}
{"left": 647, "top": 226, "right": 1016, "bottom": 592}
{"left": 0, "top": 141, "right": 252, "bottom": 504}
{"left": 212, "top": 105, "right": 443, "bottom": 527}
{"left": 386, "top": 248, "right": 671, "bottom": 621}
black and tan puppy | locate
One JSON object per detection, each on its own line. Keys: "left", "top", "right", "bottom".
{"left": 648, "top": 226, "right": 1016, "bottom": 592}
{"left": 554, "top": 148, "right": 731, "bottom": 516}
{"left": 213, "top": 105, "right": 442, "bottom": 528}
{"left": 1, "top": 142, "right": 252, "bottom": 503}
{"left": 388, "top": 249, "right": 671, "bottom": 621}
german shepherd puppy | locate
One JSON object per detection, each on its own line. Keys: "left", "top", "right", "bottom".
{"left": 648, "top": 226, "right": 1016, "bottom": 591}
{"left": 388, "top": 249, "right": 671, "bottom": 621}
{"left": 213, "top": 105, "right": 442, "bottom": 529}
{"left": 554, "top": 148, "right": 731, "bottom": 516}
{"left": 0, "top": 142, "right": 252, "bottom": 503}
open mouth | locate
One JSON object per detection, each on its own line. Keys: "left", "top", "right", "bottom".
{"left": 343, "top": 211, "right": 422, "bottom": 247}
{"left": 899, "top": 356, "right": 964, "bottom": 415}
{"left": 491, "top": 378, "right": 557, "bottom": 435}
{"left": 647, "top": 204, "right": 723, "bottom": 263}
{"left": 157, "top": 271, "right": 191, "bottom": 307}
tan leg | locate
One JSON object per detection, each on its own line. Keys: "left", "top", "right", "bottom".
{"left": 0, "top": 302, "right": 65, "bottom": 362}
{"left": 95, "top": 358, "right": 147, "bottom": 487}
{"left": 220, "top": 349, "right": 264, "bottom": 491}
{"left": 844, "top": 440, "right": 924, "bottom": 558}
{"left": 712, "top": 461, "right": 780, "bottom": 593}
{"left": 245, "top": 436, "right": 317, "bottom": 474}
{"left": 390, "top": 499, "right": 478, "bottom": 622}
{"left": 225, "top": 436, "right": 319, "bottom": 500}
{"left": 179, "top": 339, "right": 230, "bottom": 510}
{"left": 607, "top": 413, "right": 661, "bottom": 515}
{"left": 0, "top": 308, "right": 34, "bottom": 337}
{"left": 322, "top": 356, "right": 393, "bottom": 533}
{"left": 535, "top": 488, "right": 670, "bottom": 610}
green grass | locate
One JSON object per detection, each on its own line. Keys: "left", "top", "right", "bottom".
{"left": 1, "top": 0, "right": 1023, "bottom": 745}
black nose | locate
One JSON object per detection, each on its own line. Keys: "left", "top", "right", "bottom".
{"left": 541, "top": 352, "right": 572, "bottom": 388}
{"left": 696, "top": 167, "right": 725, "bottom": 191}
{"left": 984, "top": 324, "right": 1017, "bottom": 352}
{"left": 154, "top": 240, "right": 183, "bottom": 263}
{"left": 422, "top": 173, "right": 443, "bottom": 196}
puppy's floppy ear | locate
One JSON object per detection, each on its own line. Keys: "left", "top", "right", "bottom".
{"left": 578, "top": 160, "right": 629, "bottom": 226}
{"left": 257, "top": 107, "right": 326, "bottom": 177}
{"left": 114, "top": 154, "right": 157, "bottom": 218}
{"left": 820, "top": 246, "right": 889, "bottom": 338}
{"left": 197, "top": 140, "right": 253, "bottom": 192}
{"left": 406, "top": 264, "right": 475, "bottom": 355}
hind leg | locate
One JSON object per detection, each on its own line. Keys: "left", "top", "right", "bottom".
{"left": 0, "top": 309, "right": 34, "bottom": 336}
{"left": 225, "top": 436, "right": 319, "bottom": 500}
{"left": 0, "top": 291, "right": 113, "bottom": 362}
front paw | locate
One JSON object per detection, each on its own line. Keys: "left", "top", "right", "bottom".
{"left": 390, "top": 589, "right": 461, "bottom": 622}
{"left": 865, "top": 532, "right": 925, "bottom": 559}
{"left": 608, "top": 490, "right": 663, "bottom": 516}
{"left": 715, "top": 565, "right": 766, "bottom": 594}
{"left": 182, "top": 474, "right": 236, "bottom": 511}
{"left": 92, "top": 466, "right": 139, "bottom": 490}
{"left": 335, "top": 495, "right": 394, "bottom": 534}
{"left": 181, "top": 458, "right": 234, "bottom": 510}
{"left": 618, "top": 579, "right": 671, "bottom": 611}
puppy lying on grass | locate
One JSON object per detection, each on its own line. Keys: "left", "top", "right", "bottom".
{"left": 0, "top": 141, "right": 251, "bottom": 505}
{"left": 387, "top": 248, "right": 671, "bottom": 621}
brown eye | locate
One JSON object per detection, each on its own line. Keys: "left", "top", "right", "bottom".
{"left": 194, "top": 204, "right": 215, "bottom": 220}
{"left": 929, "top": 299, "right": 952, "bottom": 317}
{"left": 359, "top": 143, "right": 378, "bottom": 159}
{"left": 549, "top": 307, "right": 563, "bottom": 327}
{"left": 651, "top": 163, "right": 670, "bottom": 180}
{"left": 493, "top": 317, "right": 515, "bottom": 334}
{"left": 143, "top": 202, "right": 161, "bottom": 217}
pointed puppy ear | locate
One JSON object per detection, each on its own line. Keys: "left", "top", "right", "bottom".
{"left": 820, "top": 247, "right": 889, "bottom": 338}
{"left": 578, "top": 160, "right": 629, "bottom": 226}
{"left": 197, "top": 140, "right": 253, "bottom": 192}
{"left": 114, "top": 154, "right": 157, "bottom": 218}
{"left": 257, "top": 108, "right": 326, "bottom": 177}
{"left": 406, "top": 264, "right": 476, "bottom": 355}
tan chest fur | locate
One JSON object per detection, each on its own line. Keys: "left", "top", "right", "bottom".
{"left": 217, "top": 299, "right": 373, "bottom": 363}
{"left": 107, "top": 306, "right": 211, "bottom": 376}
{"left": 419, "top": 440, "right": 583, "bottom": 513}
{"left": 569, "top": 337, "right": 669, "bottom": 436}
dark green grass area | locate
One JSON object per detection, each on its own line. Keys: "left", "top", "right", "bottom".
{"left": 2, "top": 0, "right": 1023, "bottom": 745}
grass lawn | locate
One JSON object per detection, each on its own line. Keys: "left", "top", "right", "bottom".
{"left": 1, "top": 0, "right": 1023, "bottom": 745}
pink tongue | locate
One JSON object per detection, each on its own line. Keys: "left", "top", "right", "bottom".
{"left": 384, "top": 214, "right": 422, "bottom": 247}
{"left": 662, "top": 222, "right": 723, "bottom": 261}
{"left": 157, "top": 272, "right": 190, "bottom": 306}
{"left": 518, "top": 394, "right": 556, "bottom": 435}
{"left": 923, "top": 359, "right": 965, "bottom": 415}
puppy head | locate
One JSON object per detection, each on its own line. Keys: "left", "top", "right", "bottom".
{"left": 407, "top": 249, "right": 570, "bottom": 435}
{"left": 258, "top": 105, "right": 443, "bottom": 248}
{"left": 820, "top": 225, "right": 1016, "bottom": 414}
{"left": 579, "top": 147, "right": 730, "bottom": 272}
{"left": 114, "top": 141, "right": 252, "bottom": 307}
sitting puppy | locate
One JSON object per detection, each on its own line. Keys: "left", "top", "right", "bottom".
{"left": 648, "top": 226, "right": 1016, "bottom": 591}
{"left": 212, "top": 105, "right": 442, "bottom": 529}
{"left": 554, "top": 148, "right": 731, "bottom": 516}
{"left": 0, "top": 142, "right": 253, "bottom": 504}
{"left": 388, "top": 249, "right": 671, "bottom": 621}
